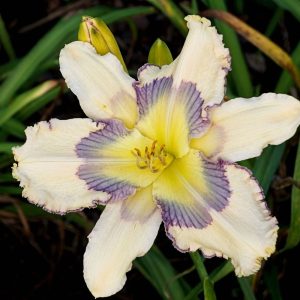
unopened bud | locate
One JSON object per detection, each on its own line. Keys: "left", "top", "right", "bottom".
{"left": 148, "top": 38, "right": 173, "bottom": 66}
{"left": 78, "top": 16, "right": 127, "bottom": 72}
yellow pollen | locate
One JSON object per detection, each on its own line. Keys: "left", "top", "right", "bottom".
{"left": 132, "top": 140, "right": 171, "bottom": 173}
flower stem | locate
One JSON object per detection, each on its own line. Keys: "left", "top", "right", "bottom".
{"left": 190, "top": 252, "right": 217, "bottom": 300}
{"left": 189, "top": 251, "right": 208, "bottom": 281}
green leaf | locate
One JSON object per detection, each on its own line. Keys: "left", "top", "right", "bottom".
{"left": 265, "top": 8, "right": 284, "bottom": 37}
{"left": 0, "top": 142, "right": 20, "bottom": 154}
{"left": 189, "top": 252, "right": 217, "bottom": 300}
{"left": 210, "top": 261, "right": 234, "bottom": 282}
{"left": 272, "top": 0, "right": 300, "bottom": 22}
{"left": 252, "top": 41, "right": 300, "bottom": 196}
{"left": 0, "top": 186, "right": 21, "bottom": 195}
{"left": 184, "top": 261, "right": 234, "bottom": 300}
{"left": 146, "top": 0, "right": 188, "bottom": 36}
{"left": 285, "top": 138, "right": 300, "bottom": 249}
{"left": 206, "top": 0, "right": 253, "bottom": 98}
{"left": 237, "top": 277, "right": 256, "bottom": 300}
{"left": 0, "top": 81, "right": 60, "bottom": 127}
{"left": 0, "top": 14, "right": 16, "bottom": 60}
{"left": 1, "top": 118, "right": 25, "bottom": 139}
{"left": 275, "top": 42, "right": 300, "bottom": 93}
{"left": 191, "top": 0, "right": 199, "bottom": 14}
{"left": 0, "top": 6, "right": 107, "bottom": 108}
{"left": 16, "top": 85, "right": 62, "bottom": 121}
{"left": 0, "top": 173, "right": 14, "bottom": 183}
{"left": 0, "top": 6, "right": 155, "bottom": 108}
{"left": 253, "top": 144, "right": 285, "bottom": 193}
{"left": 189, "top": 252, "right": 208, "bottom": 280}
{"left": 264, "top": 266, "right": 283, "bottom": 300}
{"left": 135, "top": 246, "right": 189, "bottom": 300}
{"left": 204, "top": 278, "right": 217, "bottom": 300}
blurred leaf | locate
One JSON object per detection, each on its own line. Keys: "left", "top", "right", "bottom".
{"left": 184, "top": 261, "right": 234, "bottom": 300}
{"left": 205, "top": 0, "right": 253, "bottom": 97}
{"left": 0, "top": 142, "right": 20, "bottom": 154}
{"left": 146, "top": 0, "right": 188, "bottom": 35}
{"left": 265, "top": 8, "right": 284, "bottom": 37}
{"left": 16, "top": 84, "right": 62, "bottom": 121}
{"left": 0, "top": 59, "right": 19, "bottom": 80}
{"left": 0, "top": 80, "right": 60, "bottom": 127}
{"left": 285, "top": 138, "right": 300, "bottom": 249}
{"left": 237, "top": 277, "right": 256, "bottom": 300}
{"left": 0, "top": 14, "right": 16, "bottom": 60}
{"left": 0, "top": 186, "right": 21, "bottom": 195}
{"left": 253, "top": 144, "right": 285, "bottom": 193}
{"left": 3, "top": 202, "right": 94, "bottom": 230}
{"left": 0, "top": 173, "right": 13, "bottom": 183}
{"left": 202, "top": 9, "right": 300, "bottom": 88}
{"left": 191, "top": 0, "right": 199, "bottom": 14}
{"left": 0, "top": 154, "right": 12, "bottom": 168}
{"left": 264, "top": 266, "right": 283, "bottom": 300}
{"left": 147, "top": 0, "right": 253, "bottom": 97}
{"left": 252, "top": 41, "right": 300, "bottom": 200}
{"left": 275, "top": 42, "right": 300, "bottom": 93}
{"left": 0, "top": 6, "right": 109, "bottom": 108}
{"left": 210, "top": 261, "right": 234, "bottom": 282}
{"left": 1, "top": 119, "right": 25, "bottom": 139}
{"left": 135, "top": 246, "right": 189, "bottom": 300}
{"left": 0, "top": 6, "right": 155, "bottom": 108}
{"left": 272, "top": 0, "right": 300, "bottom": 22}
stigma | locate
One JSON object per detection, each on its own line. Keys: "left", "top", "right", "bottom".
{"left": 132, "top": 140, "right": 172, "bottom": 173}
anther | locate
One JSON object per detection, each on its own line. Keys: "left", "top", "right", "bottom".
{"left": 133, "top": 148, "right": 141, "bottom": 157}
{"left": 132, "top": 141, "right": 170, "bottom": 172}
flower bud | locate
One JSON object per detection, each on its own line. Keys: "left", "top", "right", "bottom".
{"left": 78, "top": 16, "right": 127, "bottom": 72}
{"left": 148, "top": 38, "right": 173, "bottom": 66}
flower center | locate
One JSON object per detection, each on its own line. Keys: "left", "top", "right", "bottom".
{"left": 132, "top": 140, "right": 173, "bottom": 173}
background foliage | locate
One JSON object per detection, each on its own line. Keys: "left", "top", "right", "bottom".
{"left": 0, "top": 0, "right": 300, "bottom": 299}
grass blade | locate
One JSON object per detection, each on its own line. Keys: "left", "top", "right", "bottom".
{"left": 1, "top": 118, "right": 25, "bottom": 139}
{"left": 0, "top": 6, "right": 110, "bottom": 108}
{"left": 0, "top": 14, "right": 16, "bottom": 60}
{"left": 253, "top": 144, "right": 285, "bottom": 193}
{"left": 237, "top": 277, "right": 256, "bottom": 300}
{"left": 0, "top": 173, "right": 14, "bottom": 183}
{"left": 0, "top": 80, "right": 60, "bottom": 126}
{"left": 184, "top": 261, "right": 234, "bottom": 300}
{"left": 272, "top": 0, "right": 300, "bottom": 22}
{"left": 264, "top": 266, "right": 283, "bottom": 300}
{"left": 0, "top": 142, "right": 20, "bottom": 154}
{"left": 205, "top": 0, "right": 253, "bottom": 97}
{"left": 202, "top": 9, "right": 300, "bottom": 88}
{"left": 204, "top": 278, "right": 217, "bottom": 300}
{"left": 0, "top": 6, "right": 154, "bottom": 108}
{"left": 275, "top": 42, "right": 300, "bottom": 93}
{"left": 190, "top": 252, "right": 217, "bottom": 300}
{"left": 285, "top": 138, "right": 300, "bottom": 249}
{"left": 146, "top": 0, "right": 188, "bottom": 35}
{"left": 135, "top": 246, "right": 188, "bottom": 300}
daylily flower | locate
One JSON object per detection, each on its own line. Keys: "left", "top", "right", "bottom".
{"left": 12, "top": 15, "right": 300, "bottom": 298}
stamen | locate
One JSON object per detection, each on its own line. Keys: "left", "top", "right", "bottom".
{"left": 132, "top": 141, "right": 170, "bottom": 173}
{"left": 133, "top": 148, "right": 141, "bottom": 157}
{"left": 150, "top": 140, "right": 157, "bottom": 155}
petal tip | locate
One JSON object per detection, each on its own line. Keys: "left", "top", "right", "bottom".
{"left": 184, "top": 15, "right": 211, "bottom": 27}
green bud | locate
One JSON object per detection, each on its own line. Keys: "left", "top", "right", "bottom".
{"left": 148, "top": 38, "right": 173, "bottom": 66}
{"left": 78, "top": 16, "right": 127, "bottom": 72}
